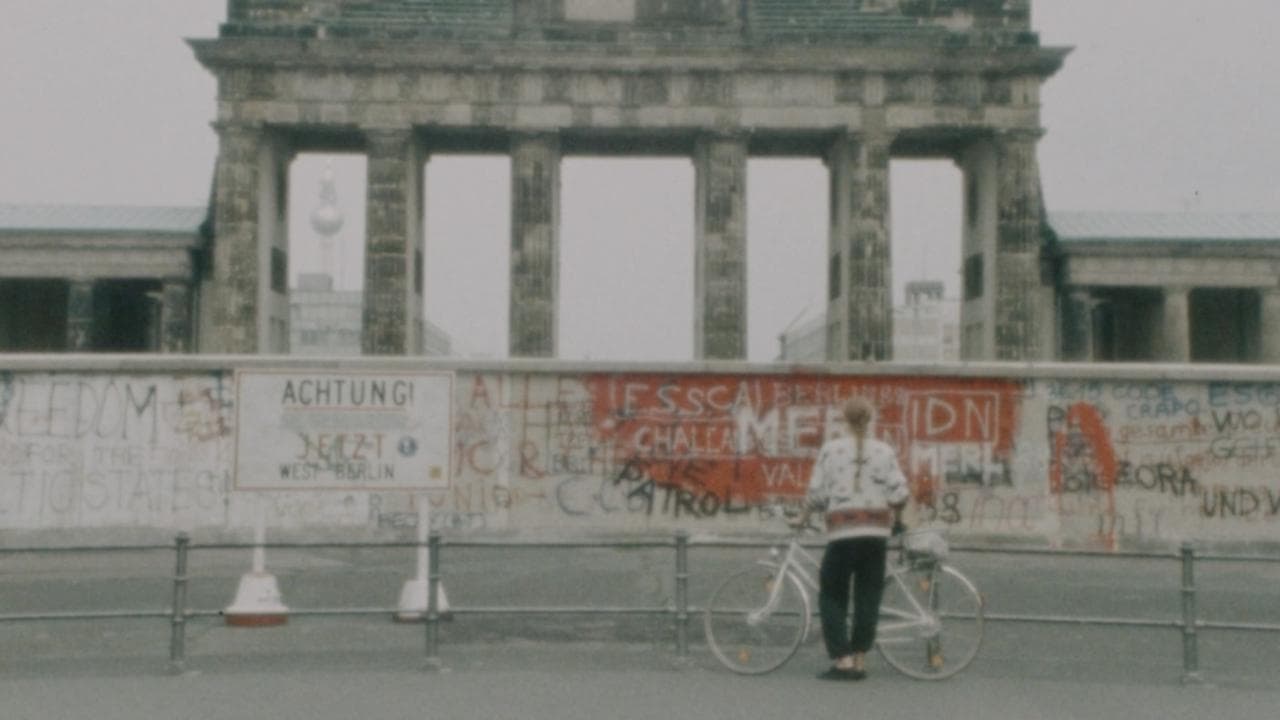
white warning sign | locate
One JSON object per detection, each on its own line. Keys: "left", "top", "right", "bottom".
{"left": 233, "top": 369, "right": 453, "bottom": 491}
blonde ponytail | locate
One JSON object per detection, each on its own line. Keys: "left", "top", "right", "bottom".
{"left": 843, "top": 397, "right": 873, "bottom": 492}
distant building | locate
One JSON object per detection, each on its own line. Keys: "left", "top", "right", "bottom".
{"left": 289, "top": 272, "right": 451, "bottom": 356}
{"left": 0, "top": 204, "right": 207, "bottom": 353}
{"left": 892, "top": 281, "right": 960, "bottom": 362}
{"left": 1051, "top": 212, "right": 1280, "bottom": 363}
{"left": 776, "top": 312, "right": 827, "bottom": 363}
{"left": 778, "top": 279, "right": 960, "bottom": 363}
{"left": 4, "top": 203, "right": 1278, "bottom": 364}
{"left": 0, "top": 204, "right": 451, "bottom": 356}
{"left": 289, "top": 273, "right": 363, "bottom": 355}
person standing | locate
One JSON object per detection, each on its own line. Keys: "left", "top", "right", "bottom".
{"left": 800, "top": 396, "right": 909, "bottom": 680}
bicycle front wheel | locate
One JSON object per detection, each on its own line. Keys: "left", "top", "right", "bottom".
{"left": 704, "top": 562, "right": 811, "bottom": 674}
{"left": 876, "top": 563, "right": 984, "bottom": 680}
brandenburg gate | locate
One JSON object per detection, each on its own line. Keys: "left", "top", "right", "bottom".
{"left": 192, "top": 0, "right": 1066, "bottom": 360}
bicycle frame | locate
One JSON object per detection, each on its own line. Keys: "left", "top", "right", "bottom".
{"left": 746, "top": 540, "right": 820, "bottom": 626}
{"left": 705, "top": 531, "right": 981, "bottom": 678}
{"left": 765, "top": 537, "right": 939, "bottom": 641}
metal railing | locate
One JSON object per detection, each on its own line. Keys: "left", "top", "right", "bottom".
{"left": 946, "top": 540, "right": 1280, "bottom": 684}
{"left": 3, "top": 533, "right": 1278, "bottom": 682}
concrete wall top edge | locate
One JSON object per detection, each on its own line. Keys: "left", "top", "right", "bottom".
{"left": 3, "top": 354, "right": 1279, "bottom": 384}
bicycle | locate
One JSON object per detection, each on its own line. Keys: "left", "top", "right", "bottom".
{"left": 703, "top": 528, "right": 984, "bottom": 679}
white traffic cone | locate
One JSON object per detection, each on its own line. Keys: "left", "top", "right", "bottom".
{"left": 225, "top": 570, "right": 289, "bottom": 627}
{"left": 396, "top": 503, "right": 451, "bottom": 621}
{"left": 395, "top": 576, "right": 451, "bottom": 622}
{"left": 225, "top": 506, "right": 288, "bottom": 626}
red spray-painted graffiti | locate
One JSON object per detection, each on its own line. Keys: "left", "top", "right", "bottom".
{"left": 579, "top": 374, "right": 1024, "bottom": 511}
{"left": 1048, "top": 402, "right": 1119, "bottom": 548}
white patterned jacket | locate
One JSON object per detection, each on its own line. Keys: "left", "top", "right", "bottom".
{"left": 804, "top": 435, "right": 909, "bottom": 542}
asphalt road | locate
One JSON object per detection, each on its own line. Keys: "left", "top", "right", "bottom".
{"left": 3, "top": 539, "right": 1279, "bottom": 719}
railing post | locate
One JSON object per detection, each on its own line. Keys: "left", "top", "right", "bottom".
{"left": 1180, "top": 541, "right": 1203, "bottom": 684}
{"left": 168, "top": 533, "right": 190, "bottom": 674}
{"left": 424, "top": 530, "right": 442, "bottom": 670}
{"left": 675, "top": 531, "right": 690, "bottom": 658}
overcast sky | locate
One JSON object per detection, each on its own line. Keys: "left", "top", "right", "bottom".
{"left": 2, "top": 1, "right": 1277, "bottom": 360}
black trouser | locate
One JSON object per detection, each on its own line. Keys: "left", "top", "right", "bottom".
{"left": 818, "top": 536, "right": 888, "bottom": 659}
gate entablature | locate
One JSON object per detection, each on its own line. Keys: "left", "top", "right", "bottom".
{"left": 218, "top": 1, "right": 1037, "bottom": 45}
{"left": 193, "top": 0, "right": 1066, "bottom": 361}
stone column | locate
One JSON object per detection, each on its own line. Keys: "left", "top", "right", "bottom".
{"left": 363, "top": 129, "right": 425, "bottom": 356}
{"left": 65, "top": 280, "right": 95, "bottom": 351}
{"left": 694, "top": 134, "right": 748, "bottom": 360}
{"left": 1260, "top": 288, "right": 1280, "bottom": 363}
{"left": 993, "top": 130, "right": 1049, "bottom": 360}
{"left": 510, "top": 134, "right": 561, "bottom": 358}
{"left": 1159, "top": 286, "right": 1191, "bottom": 362}
{"left": 208, "top": 122, "right": 267, "bottom": 354}
{"left": 158, "top": 280, "right": 192, "bottom": 353}
{"left": 958, "top": 141, "right": 998, "bottom": 360}
{"left": 1060, "top": 288, "right": 1095, "bottom": 361}
{"left": 827, "top": 133, "right": 892, "bottom": 361}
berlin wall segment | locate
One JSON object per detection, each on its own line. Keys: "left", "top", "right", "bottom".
{"left": 3, "top": 362, "right": 1280, "bottom": 551}
{"left": 0, "top": 371, "right": 234, "bottom": 529}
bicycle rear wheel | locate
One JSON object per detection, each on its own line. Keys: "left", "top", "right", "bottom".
{"left": 704, "top": 562, "right": 811, "bottom": 674}
{"left": 876, "top": 563, "right": 984, "bottom": 680}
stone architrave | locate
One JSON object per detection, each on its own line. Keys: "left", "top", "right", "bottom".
{"left": 509, "top": 134, "right": 561, "bottom": 358}
{"left": 694, "top": 134, "right": 748, "bottom": 360}
{"left": 363, "top": 129, "right": 425, "bottom": 356}
{"left": 994, "top": 131, "right": 1049, "bottom": 361}
{"left": 828, "top": 134, "right": 892, "bottom": 362}
{"left": 66, "top": 280, "right": 95, "bottom": 351}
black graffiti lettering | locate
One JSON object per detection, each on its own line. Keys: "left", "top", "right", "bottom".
{"left": 1045, "top": 404, "right": 1066, "bottom": 437}
{"left": 608, "top": 455, "right": 758, "bottom": 520}
{"left": 553, "top": 477, "right": 586, "bottom": 516}
{"left": 1210, "top": 409, "right": 1263, "bottom": 434}
{"left": 615, "top": 457, "right": 647, "bottom": 485}
{"left": 924, "top": 492, "right": 963, "bottom": 525}
{"left": 673, "top": 487, "right": 699, "bottom": 517}
{"left": 1059, "top": 468, "right": 1105, "bottom": 494}
{"left": 375, "top": 510, "right": 416, "bottom": 529}
{"left": 1114, "top": 461, "right": 1199, "bottom": 497}
{"left": 697, "top": 491, "right": 721, "bottom": 517}
{"left": 660, "top": 484, "right": 676, "bottom": 515}
{"left": 596, "top": 475, "right": 622, "bottom": 513}
{"left": 1209, "top": 435, "right": 1278, "bottom": 462}
{"left": 1201, "top": 487, "right": 1274, "bottom": 519}
{"left": 627, "top": 478, "right": 657, "bottom": 515}
{"left": 82, "top": 472, "right": 111, "bottom": 510}
{"left": 939, "top": 492, "right": 961, "bottom": 524}
{"left": 944, "top": 460, "right": 1012, "bottom": 488}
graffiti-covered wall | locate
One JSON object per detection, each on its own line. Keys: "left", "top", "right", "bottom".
{"left": 2, "top": 361, "right": 1278, "bottom": 549}
{"left": 0, "top": 371, "right": 233, "bottom": 529}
